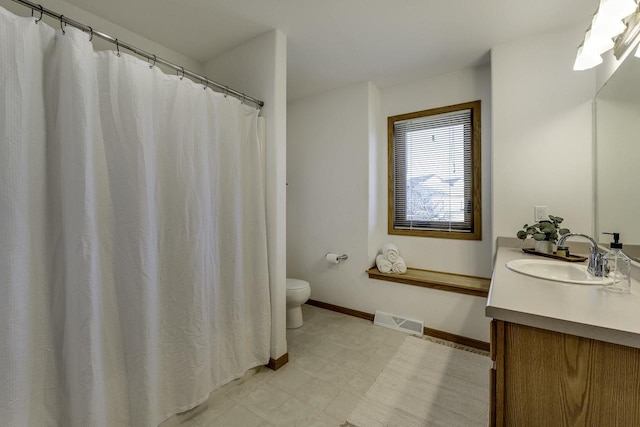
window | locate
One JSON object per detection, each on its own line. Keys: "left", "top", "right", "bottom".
{"left": 388, "top": 101, "right": 481, "bottom": 240}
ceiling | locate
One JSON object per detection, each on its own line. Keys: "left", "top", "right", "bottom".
{"left": 61, "top": 0, "right": 598, "bottom": 101}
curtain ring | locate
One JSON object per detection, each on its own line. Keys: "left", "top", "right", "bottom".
{"left": 203, "top": 78, "right": 208, "bottom": 90}
{"left": 34, "top": 5, "right": 43, "bottom": 24}
{"left": 88, "top": 26, "right": 93, "bottom": 42}
{"left": 223, "top": 86, "right": 229, "bottom": 98}
{"left": 60, "top": 15, "right": 65, "bottom": 35}
{"left": 115, "top": 39, "right": 121, "bottom": 57}
{"left": 179, "top": 66, "right": 185, "bottom": 80}
{"left": 241, "top": 94, "right": 246, "bottom": 104}
{"left": 149, "top": 54, "right": 156, "bottom": 69}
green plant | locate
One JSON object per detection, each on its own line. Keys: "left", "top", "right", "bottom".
{"left": 517, "top": 215, "right": 570, "bottom": 243}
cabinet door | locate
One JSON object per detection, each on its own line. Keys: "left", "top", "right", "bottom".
{"left": 503, "top": 322, "right": 640, "bottom": 425}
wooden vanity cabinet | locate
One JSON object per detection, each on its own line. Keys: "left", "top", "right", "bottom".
{"left": 489, "top": 319, "right": 640, "bottom": 426}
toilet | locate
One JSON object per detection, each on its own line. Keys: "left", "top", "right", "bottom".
{"left": 286, "top": 278, "right": 311, "bottom": 329}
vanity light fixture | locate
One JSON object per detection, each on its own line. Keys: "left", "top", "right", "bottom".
{"left": 574, "top": 0, "right": 639, "bottom": 70}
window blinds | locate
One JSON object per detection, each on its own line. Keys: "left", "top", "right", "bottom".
{"left": 393, "top": 108, "right": 473, "bottom": 232}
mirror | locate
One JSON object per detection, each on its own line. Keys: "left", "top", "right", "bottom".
{"left": 595, "top": 51, "right": 640, "bottom": 262}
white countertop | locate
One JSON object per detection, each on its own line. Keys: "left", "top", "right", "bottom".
{"left": 486, "top": 246, "right": 640, "bottom": 349}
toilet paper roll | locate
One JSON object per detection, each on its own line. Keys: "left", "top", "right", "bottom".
{"left": 325, "top": 253, "right": 340, "bottom": 264}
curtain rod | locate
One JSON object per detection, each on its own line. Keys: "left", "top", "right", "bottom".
{"left": 10, "top": 0, "right": 265, "bottom": 109}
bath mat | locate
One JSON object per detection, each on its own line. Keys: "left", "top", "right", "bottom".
{"left": 347, "top": 335, "right": 491, "bottom": 427}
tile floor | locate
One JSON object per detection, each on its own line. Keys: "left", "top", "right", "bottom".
{"left": 178, "top": 304, "right": 409, "bottom": 426}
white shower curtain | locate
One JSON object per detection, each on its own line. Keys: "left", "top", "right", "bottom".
{"left": 0, "top": 7, "right": 271, "bottom": 427}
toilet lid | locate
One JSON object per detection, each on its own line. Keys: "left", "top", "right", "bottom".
{"left": 286, "top": 278, "right": 309, "bottom": 290}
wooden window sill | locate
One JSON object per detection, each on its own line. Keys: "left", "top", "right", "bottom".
{"left": 366, "top": 266, "right": 490, "bottom": 298}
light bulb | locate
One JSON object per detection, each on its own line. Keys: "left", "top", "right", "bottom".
{"left": 591, "top": 11, "right": 627, "bottom": 40}
{"left": 598, "top": 0, "right": 637, "bottom": 21}
{"left": 584, "top": 28, "right": 616, "bottom": 54}
{"left": 573, "top": 44, "right": 604, "bottom": 70}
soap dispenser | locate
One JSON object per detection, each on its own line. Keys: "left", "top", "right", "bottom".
{"left": 602, "top": 232, "right": 631, "bottom": 294}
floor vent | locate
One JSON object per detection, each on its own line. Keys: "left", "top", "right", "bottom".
{"left": 373, "top": 311, "right": 424, "bottom": 336}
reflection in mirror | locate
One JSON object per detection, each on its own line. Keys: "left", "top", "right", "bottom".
{"left": 596, "top": 51, "right": 640, "bottom": 262}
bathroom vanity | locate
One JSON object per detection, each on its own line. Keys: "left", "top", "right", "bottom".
{"left": 486, "top": 244, "right": 640, "bottom": 426}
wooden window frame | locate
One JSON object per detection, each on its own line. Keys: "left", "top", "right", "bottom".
{"left": 388, "top": 100, "right": 482, "bottom": 240}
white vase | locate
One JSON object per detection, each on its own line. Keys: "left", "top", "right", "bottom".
{"left": 535, "top": 240, "right": 554, "bottom": 254}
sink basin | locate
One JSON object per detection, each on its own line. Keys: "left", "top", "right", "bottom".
{"left": 506, "top": 259, "right": 613, "bottom": 285}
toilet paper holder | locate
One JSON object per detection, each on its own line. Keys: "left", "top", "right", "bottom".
{"left": 325, "top": 252, "right": 349, "bottom": 263}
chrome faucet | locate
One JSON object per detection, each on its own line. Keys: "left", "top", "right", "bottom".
{"left": 556, "top": 233, "right": 604, "bottom": 277}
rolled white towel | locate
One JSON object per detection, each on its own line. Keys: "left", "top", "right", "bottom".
{"left": 392, "top": 256, "right": 407, "bottom": 274}
{"left": 383, "top": 243, "right": 399, "bottom": 263}
{"left": 376, "top": 254, "right": 392, "bottom": 273}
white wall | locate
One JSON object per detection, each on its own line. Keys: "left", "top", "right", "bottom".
{"left": 288, "top": 68, "right": 493, "bottom": 343}
{"left": 491, "top": 24, "right": 596, "bottom": 249}
{"left": 287, "top": 82, "right": 372, "bottom": 313}
{"left": 205, "top": 30, "right": 288, "bottom": 361}
{"left": 0, "top": 0, "right": 203, "bottom": 74}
